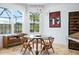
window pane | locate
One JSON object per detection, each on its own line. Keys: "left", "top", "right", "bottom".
{"left": 34, "top": 24, "right": 39, "bottom": 32}
{"left": 0, "top": 24, "right": 3, "bottom": 34}
{"left": 13, "top": 10, "right": 22, "bottom": 17}
{"left": 14, "top": 10, "right": 22, "bottom": 33}
{"left": 14, "top": 17, "right": 22, "bottom": 23}
{"left": 5, "top": 24, "right": 11, "bottom": 34}
{"left": 36, "top": 24, "right": 39, "bottom": 32}
{"left": 30, "top": 23, "right": 39, "bottom": 32}
{"left": 30, "top": 23, "right": 34, "bottom": 32}
{"left": 30, "top": 12, "right": 40, "bottom": 22}
{"left": 0, "top": 11, "right": 11, "bottom": 18}
{"left": 0, "top": 7, "right": 11, "bottom": 34}
{"left": 14, "top": 23, "right": 22, "bottom": 33}
{"left": 0, "top": 24, "right": 11, "bottom": 34}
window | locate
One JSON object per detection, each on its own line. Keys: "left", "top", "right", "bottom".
{"left": 30, "top": 12, "right": 40, "bottom": 33}
{"left": 0, "top": 7, "right": 11, "bottom": 34}
{"left": 0, "top": 7, "right": 23, "bottom": 34}
{"left": 14, "top": 10, "right": 22, "bottom": 33}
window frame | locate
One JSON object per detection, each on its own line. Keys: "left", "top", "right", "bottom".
{"left": 29, "top": 12, "right": 40, "bottom": 33}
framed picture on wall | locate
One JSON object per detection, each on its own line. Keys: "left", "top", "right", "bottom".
{"left": 49, "top": 11, "right": 61, "bottom": 28}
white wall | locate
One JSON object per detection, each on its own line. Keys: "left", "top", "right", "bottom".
{"left": 42, "top": 3, "right": 79, "bottom": 46}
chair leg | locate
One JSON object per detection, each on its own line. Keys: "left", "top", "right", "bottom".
{"left": 32, "top": 42, "right": 34, "bottom": 48}
{"left": 20, "top": 46, "right": 23, "bottom": 52}
{"left": 47, "top": 50, "right": 49, "bottom": 55}
{"left": 51, "top": 46, "right": 55, "bottom": 53}
{"left": 30, "top": 49, "right": 34, "bottom": 54}
{"left": 23, "top": 48, "right": 27, "bottom": 55}
{"left": 40, "top": 41, "right": 42, "bottom": 49}
{"left": 46, "top": 49, "right": 49, "bottom": 55}
{"left": 28, "top": 46, "right": 34, "bottom": 55}
{"left": 40, "top": 46, "right": 46, "bottom": 54}
{"left": 40, "top": 49, "right": 43, "bottom": 54}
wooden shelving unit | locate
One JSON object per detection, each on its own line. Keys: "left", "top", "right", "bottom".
{"left": 69, "top": 11, "right": 79, "bottom": 35}
{"left": 68, "top": 11, "right": 79, "bottom": 50}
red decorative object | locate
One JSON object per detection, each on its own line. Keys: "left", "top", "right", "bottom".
{"left": 49, "top": 11, "right": 61, "bottom": 27}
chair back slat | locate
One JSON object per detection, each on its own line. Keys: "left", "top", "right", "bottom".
{"left": 48, "top": 37, "right": 54, "bottom": 44}
{"left": 20, "top": 37, "right": 28, "bottom": 44}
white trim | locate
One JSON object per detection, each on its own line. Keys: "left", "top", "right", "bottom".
{"left": 68, "top": 37, "right": 79, "bottom": 43}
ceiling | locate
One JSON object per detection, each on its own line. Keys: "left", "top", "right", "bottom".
{"left": 17, "top": 3, "right": 50, "bottom": 6}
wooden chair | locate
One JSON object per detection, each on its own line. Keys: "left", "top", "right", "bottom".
{"left": 20, "top": 37, "right": 33, "bottom": 54}
{"left": 41, "top": 37, "right": 55, "bottom": 54}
